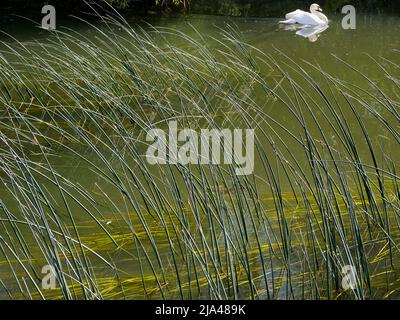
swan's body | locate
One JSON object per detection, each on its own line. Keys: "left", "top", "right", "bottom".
{"left": 280, "top": 4, "right": 328, "bottom": 26}
{"left": 285, "top": 9, "right": 305, "bottom": 20}
{"left": 281, "top": 12, "right": 325, "bottom": 25}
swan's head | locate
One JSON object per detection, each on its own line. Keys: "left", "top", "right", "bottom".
{"left": 310, "top": 3, "right": 323, "bottom": 13}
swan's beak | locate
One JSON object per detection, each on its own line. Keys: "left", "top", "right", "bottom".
{"left": 318, "top": 8, "right": 323, "bottom": 12}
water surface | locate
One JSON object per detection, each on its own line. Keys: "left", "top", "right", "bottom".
{"left": 0, "top": 13, "right": 399, "bottom": 299}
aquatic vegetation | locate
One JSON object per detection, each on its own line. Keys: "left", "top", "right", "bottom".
{"left": 0, "top": 12, "right": 399, "bottom": 300}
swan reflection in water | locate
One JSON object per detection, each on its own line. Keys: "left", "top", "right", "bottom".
{"left": 280, "top": 24, "right": 329, "bottom": 42}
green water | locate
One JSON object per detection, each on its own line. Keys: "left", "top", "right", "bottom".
{"left": 0, "top": 13, "right": 399, "bottom": 299}
{"left": 3, "top": 13, "right": 396, "bottom": 180}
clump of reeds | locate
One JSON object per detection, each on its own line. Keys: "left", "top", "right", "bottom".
{"left": 0, "top": 7, "right": 399, "bottom": 300}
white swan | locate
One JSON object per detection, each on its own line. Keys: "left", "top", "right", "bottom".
{"left": 279, "top": 4, "right": 328, "bottom": 26}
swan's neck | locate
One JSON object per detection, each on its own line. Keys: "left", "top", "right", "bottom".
{"left": 314, "top": 11, "right": 328, "bottom": 23}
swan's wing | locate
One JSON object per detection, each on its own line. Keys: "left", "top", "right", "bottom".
{"left": 285, "top": 9, "right": 305, "bottom": 20}
{"left": 292, "top": 12, "right": 324, "bottom": 25}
